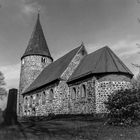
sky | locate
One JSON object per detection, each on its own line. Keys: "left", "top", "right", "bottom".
{"left": 0, "top": 0, "right": 140, "bottom": 109}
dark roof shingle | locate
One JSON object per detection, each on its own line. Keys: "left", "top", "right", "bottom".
{"left": 21, "top": 14, "right": 52, "bottom": 60}
{"left": 68, "top": 46, "right": 133, "bottom": 82}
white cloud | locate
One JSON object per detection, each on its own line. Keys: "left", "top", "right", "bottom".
{"left": 0, "top": 63, "right": 20, "bottom": 90}
{"left": 21, "top": 1, "right": 39, "bottom": 16}
{"left": 20, "top": 0, "right": 44, "bottom": 17}
{"left": 111, "top": 40, "right": 140, "bottom": 58}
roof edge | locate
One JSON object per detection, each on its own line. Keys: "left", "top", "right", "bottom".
{"left": 21, "top": 53, "right": 53, "bottom": 61}
{"left": 68, "top": 71, "right": 133, "bottom": 83}
{"left": 22, "top": 78, "right": 60, "bottom": 96}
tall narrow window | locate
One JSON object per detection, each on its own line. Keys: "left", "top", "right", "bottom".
{"left": 81, "top": 84, "right": 86, "bottom": 98}
{"left": 24, "top": 97, "right": 28, "bottom": 110}
{"left": 36, "top": 94, "right": 39, "bottom": 105}
{"left": 30, "top": 96, "right": 33, "bottom": 106}
{"left": 25, "top": 97, "right": 28, "bottom": 104}
{"left": 49, "top": 89, "right": 54, "bottom": 102}
{"left": 71, "top": 87, "right": 76, "bottom": 100}
{"left": 42, "top": 91, "right": 46, "bottom": 105}
{"left": 33, "top": 95, "right": 36, "bottom": 105}
{"left": 22, "top": 59, "right": 25, "bottom": 65}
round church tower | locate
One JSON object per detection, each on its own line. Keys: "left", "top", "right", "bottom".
{"left": 17, "top": 13, "right": 53, "bottom": 117}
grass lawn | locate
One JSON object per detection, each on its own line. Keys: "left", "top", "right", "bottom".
{"left": 0, "top": 117, "right": 140, "bottom": 140}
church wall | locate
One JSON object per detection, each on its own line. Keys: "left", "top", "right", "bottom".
{"left": 19, "top": 55, "right": 52, "bottom": 93}
{"left": 22, "top": 47, "right": 86, "bottom": 116}
{"left": 23, "top": 81, "right": 70, "bottom": 116}
{"left": 68, "top": 74, "right": 132, "bottom": 114}
{"left": 18, "top": 55, "right": 52, "bottom": 116}
{"left": 21, "top": 50, "right": 133, "bottom": 116}
{"left": 68, "top": 77, "right": 96, "bottom": 114}
{"left": 23, "top": 73, "right": 132, "bottom": 116}
{"left": 95, "top": 74, "right": 132, "bottom": 113}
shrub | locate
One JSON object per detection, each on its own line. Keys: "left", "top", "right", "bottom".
{"left": 105, "top": 88, "right": 140, "bottom": 126}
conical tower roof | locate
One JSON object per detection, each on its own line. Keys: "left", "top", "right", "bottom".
{"left": 21, "top": 13, "right": 52, "bottom": 60}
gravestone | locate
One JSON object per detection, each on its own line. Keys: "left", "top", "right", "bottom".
{"left": 3, "top": 88, "right": 18, "bottom": 125}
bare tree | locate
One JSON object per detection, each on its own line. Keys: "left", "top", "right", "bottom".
{"left": 0, "top": 71, "right": 7, "bottom": 100}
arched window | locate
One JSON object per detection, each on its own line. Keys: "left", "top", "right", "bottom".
{"left": 24, "top": 97, "right": 28, "bottom": 110}
{"left": 49, "top": 89, "right": 54, "bottom": 102}
{"left": 41, "top": 57, "right": 46, "bottom": 63}
{"left": 24, "top": 110, "right": 27, "bottom": 116}
{"left": 25, "top": 97, "right": 28, "bottom": 104}
{"left": 33, "top": 95, "right": 36, "bottom": 105}
{"left": 30, "top": 96, "right": 33, "bottom": 106}
{"left": 42, "top": 91, "right": 46, "bottom": 105}
{"left": 71, "top": 87, "right": 76, "bottom": 100}
{"left": 81, "top": 84, "right": 86, "bottom": 98}
{"left": 22, "top": 59, "right": 25, "bottom": 65}
{"left": 38, "top": 93, "right": 42, "bottom": 104}
{"left": 27, "top": 110, "right": 30, "bottom": 116}
{"left": 36, "top": 94, "right": 39, "bottom": 105}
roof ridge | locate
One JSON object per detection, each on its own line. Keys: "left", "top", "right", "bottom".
{"left": 68, "top": 46, "right": 133, "bottom": 83}
{"left": 93, "top": 47, "right": 105, "bottom": 72}
{"left": 105, "top": 47, "right": 108, "bottom": 72}
{"left": 53, "top": 46, "right": 81, "bottom": 63}
{"left": 107, "top": 47, "right": 133, "bottom": 74}
{"left": 106, "top": 47, "right": 120, "bottom": 72}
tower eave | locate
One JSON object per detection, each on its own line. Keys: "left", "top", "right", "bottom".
{"left": 21, "top": 53, "right": 53, "bottom": 61}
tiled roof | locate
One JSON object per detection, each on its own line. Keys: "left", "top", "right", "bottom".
{"left": 22, "top": 46, "right": 82, "bottom": 95}
{"left": 68, "top": 46, "right": 133, "bottom": 82}
{"left": 21, "top": 13, "right": 52, "bottom": 60}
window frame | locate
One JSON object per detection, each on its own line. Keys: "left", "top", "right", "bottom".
{"left": 49, "top": 88, "right": 54, "bottom": 102}
{"left": 71, "top": 87, "right": 76, "bottom": 100}
{"left": 81, "top": 84, "right": 86, "bottom": 98}
{"left": 41, "top": 57, "right": 46, "bottom": 63}
{"left": 42, "top": 91, "right": 46, "bottom": 105}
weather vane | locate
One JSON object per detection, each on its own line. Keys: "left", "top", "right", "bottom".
{"left": 38, "top": 8, "right": 40, "bottom": 14}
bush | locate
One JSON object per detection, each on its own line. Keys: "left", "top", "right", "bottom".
{"left": 105, "top": 88, "right": 140, "bottom": 126}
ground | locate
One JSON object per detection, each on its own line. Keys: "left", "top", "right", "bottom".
{"left": 0, "top": 117, "right": 140, "bottom": 140}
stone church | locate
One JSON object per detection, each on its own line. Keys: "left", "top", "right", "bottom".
{"left": 17, "top": 14, "right": 133, "bottom": 117}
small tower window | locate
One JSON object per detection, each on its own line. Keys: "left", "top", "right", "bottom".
{"left": 41, "top": 57, "right": 46, "bottom": 63}
{"left": 22, "top": 59, "right": 25, "bottom": 65}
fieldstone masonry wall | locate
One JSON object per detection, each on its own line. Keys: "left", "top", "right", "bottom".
{"left": 18, "top": 55, "right": 52, "bottom": 116}
{"left": 22, "top": 48, "right": 85, "bottom": 116}
{"left": 21, "top": 52, "right": 132, "bottom": 117}
{"left": 19, "top": 55, "right": 52, "bottom": 93}
{"left": 69, "top": 77, "right": 96, "bottom": 114}
{"left": 22, "top": 74, "right": 132, "bottom": 116}
{"left": 95, "top": 74, "right": 132, "bottom": 113}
